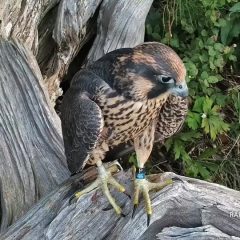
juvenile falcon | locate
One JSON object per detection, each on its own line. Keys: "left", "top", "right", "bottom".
{"left": 61, "top": 42, "right": 188, "bottom": 225}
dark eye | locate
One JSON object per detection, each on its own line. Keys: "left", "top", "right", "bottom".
{"left": 162, "top": 76, "right": 173, "bottom": 82}
{"left": 156, "top": 75, "right": 175, "bottom": 84}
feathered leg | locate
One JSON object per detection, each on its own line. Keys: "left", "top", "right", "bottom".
{"left": 132, "top": 123, "right": 174, "bottom": 226}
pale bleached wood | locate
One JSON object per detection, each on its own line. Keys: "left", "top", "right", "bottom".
{"left": 43, "top": 0, "right": 102, "bottom": 104}
{"left": 1, "top": 167, "right": 240, "bottom": 240}
{"left": 0, "top": 39, "right": 69, "bottom": 232}
{"left": 156, "top": 225, "right": 240, "bottom": 240}
{"left": 0, "top": 0, "right": 60, "bottom": 52}
{"left": 86, "top": 0, "right": 154, "bottom": 64}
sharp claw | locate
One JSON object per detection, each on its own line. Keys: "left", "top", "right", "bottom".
{"left": 132, "top": 204, "right": 138, "bottom": 218}
{"left": 69, "top": 195, "right": 77, "bottom": 205}
{"left": 171, "top": 177, "right": 184, "bottom": 183}
{"left": 124, "top": 192, "right": 131, "bottom": 199}
{"left": 121, "top": 213, "right": 126, "bottom": 217}
{"left": 147, "top": 214, "right": 151, "bottom": 227}
{"left": 102, "top": 206, "right": 112, "bottom": 211}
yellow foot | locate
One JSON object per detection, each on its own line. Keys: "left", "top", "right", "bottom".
{"left": 70, "top": 161, "right": 126, "bottom": 215}
{"left": 132, "top": 167, "right": 176, "bottom": 226}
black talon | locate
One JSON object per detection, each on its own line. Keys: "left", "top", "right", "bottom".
{"left": 171, "top": 176, "right": 184, "bottom": 183}
{"left": 69, "top": 195, "right": 77, "bottom": 205}
{"left": 124, "top": 192, "right": 131, "bottom": 199}
{"left": 147, "top": 214, "right": 151, "bottom": 227}
{"left": 102, "top": 206, "right": 112, "bottom": 211}
{"left": 132, "top": 204, "right": 138, "bottom": 218}
{"left": 121, "top": 213, "right": 126, "bottom": 217}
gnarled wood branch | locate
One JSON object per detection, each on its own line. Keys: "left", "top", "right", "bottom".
{"left": 86, "top": 0, "right": 154, "bottom": 65}
{"left": 0, "top": 39, "right": 69, "bottom": 232}
{"left": 1, "top": 166, "right": 240, "bottom": 239}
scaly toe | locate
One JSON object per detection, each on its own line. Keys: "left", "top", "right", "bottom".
{"left": 69, "top": 162, "right": 125, "bottom": 216}
{"left": 132, "top": 175, "right": 175, "bottom": 226}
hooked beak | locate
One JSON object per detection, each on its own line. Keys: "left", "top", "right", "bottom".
{"left": 170, "top": 82, "right": 188, "bottom": 97}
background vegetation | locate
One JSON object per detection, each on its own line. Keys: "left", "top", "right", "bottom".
{"left": 144, "top": 0, "right": 240, "bottom": 189}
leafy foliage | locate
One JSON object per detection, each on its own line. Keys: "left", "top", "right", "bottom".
{"left": 145, "top": 0, "right": 240, "bottom": 188}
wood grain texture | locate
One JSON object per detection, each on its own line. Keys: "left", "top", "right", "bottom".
{"left": 86, "top": 0, "right": 154, "bottom": 64}
{"left": 44, "top": 0, "right": 102, "bottom": 104}
{"left": 156, "top": 225, "right": 240, "bottom": 240}
{"left": 0, "top": 0, "right": 60, "bottom": 51}
{"left": 0, "top": 39, "right": 69, "bottom": 232}
{"left": 1, "top": 167, "right": 240, "bottom": 240}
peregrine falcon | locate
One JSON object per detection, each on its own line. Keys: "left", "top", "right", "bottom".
{"left": 61, "top": 42, "right": 188, "bottom": 225}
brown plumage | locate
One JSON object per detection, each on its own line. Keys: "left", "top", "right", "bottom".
{"left": 61, "top": 42, "right": 188, "bottom": 224}
{"left": 61, "top": 42, "right": 188, "bottom": 171}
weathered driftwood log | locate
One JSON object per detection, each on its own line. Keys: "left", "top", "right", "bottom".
{"left": 43, "top": 0, "right": 102, "bottom": 104}
{"left": 0, "top": 39, "right": 69, "bottom": 231}
{"left": 1, "top": 165, "right": 240, "bottom": 240}
{"left": 0, "top": 0, "right": 60, "bottom": 52}
{"left": 86, "top": 0, "right": 154, "bottom": 65}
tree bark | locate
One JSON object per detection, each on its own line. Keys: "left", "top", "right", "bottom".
{"left": 0, "top": 39, "right": 69, "bottom": 232}
{"left": 0, "top": 0, "right": 60, "bottom": 52}
{"left": 1, "top": 166, "right": 240, "bottom": 240}
{"left": 86, "top": 0, "right": 154, "bottom": 65}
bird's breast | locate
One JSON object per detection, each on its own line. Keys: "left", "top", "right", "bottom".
{"left": 97, "top": 91, "right": 167, "bottom": 146}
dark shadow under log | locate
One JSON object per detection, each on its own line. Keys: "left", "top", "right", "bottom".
{"left": 1, "top": 165, "right": 240, "bottom": 240}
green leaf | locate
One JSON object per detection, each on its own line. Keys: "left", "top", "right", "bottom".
{"left": 193, "top": 97, "right": 205, "bottom": 112}
{"left": 185, "top": 61, "right": 198, "bottom": 77}
{"left": 164, "top": 138, "right": 173, "bottom": 151}
{"left": 203, "top": 115, "right": 230, "bottom": 140}
{"left": 128, "top": 154, "right": 137, "bottom": 166}
{"left": 221, "top": 17, "right": 240, "bottom": 45}
{"left": 202, "top": 118, "right": 210, "bottom": 135}
{"left": 229, "top": 2, "right": 240, "bottom": 13}
{"left": 201, "top": 71, "right": 208, "bottom": 79}
{"left": 217, "top": 18, "right": 227, "bottom": 27}
{"left": 178, "top": 131, "right": 202, "bottom": 141}
{"left": 170, "top": 38, "right": 180, "bottom": 48}
{"left": 173, "top": 140, "right": 183, "bottom": 159}
{"left": 229, "top": 55, "right": 237, "bottom": 61}
{"left": 199, "top": 148, "right": 217, "bottom": 159}
{"left": 203, "top": 97, "right": 213, "bottom": 113}
{"left": 208, "top": 46, "right": 216, "bottom": 56}
{"left": 214, "top": 43, "right": 224, "bottom": 52}
{"left": 221, "top": 19, "right": 234, "bottom": 44}
{"left": 207, "top": 76, "right": 220, "bottom": 83}
{"left": 198, "top": 39, "right": 205, "bottom": 49}
{"left": 201, "top": 29, "right": 208, "bottom": 36}
{"left": 197, "top": 164, "right": 211, "bottom": 179}
{"left": 187, "top": 112, "right": 201, "bottom": 130}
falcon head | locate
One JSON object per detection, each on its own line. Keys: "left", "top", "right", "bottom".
{"left": 111, "top": 42, "right": 188, "bottom": 100}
